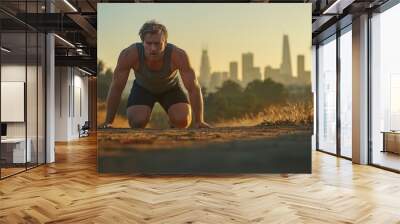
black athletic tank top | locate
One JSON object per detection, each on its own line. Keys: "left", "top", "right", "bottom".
{"left": 133, "top": 43, "right": 180, "bottom": 94}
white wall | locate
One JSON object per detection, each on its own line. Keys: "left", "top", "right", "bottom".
{"left": 1, "top": 65, "right": 26, "bottom": 128}
{"left": 1, "top": 65, "right": 26, "bottom": 81}
{"left": 55, "top": 67, "right": 89, "bottom": 141}
{"left": 55, "top": 67, "right": 69, "bottom": 141}
{"left": 1, "top": 65, "right": 28, "bottom": 138}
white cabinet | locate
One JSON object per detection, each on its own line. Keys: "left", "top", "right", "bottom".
{"left": 1, "top": 138, "right": 32, "bottom": 163}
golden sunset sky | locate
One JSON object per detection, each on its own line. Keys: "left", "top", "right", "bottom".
{"left": 98, "top": 3, "right": 311, "bottom": 79}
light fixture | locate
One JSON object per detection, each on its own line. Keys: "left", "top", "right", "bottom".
{"left": 78, "top": 67, "right": 93, "bottom": 76}
{"left": 322, "top": 0, "right": 354, "bottom": 15}
{"left": 1, "top": 47, "right": 11, "bottom": 53}
{"left": 63, "top": 0, "right": 78, "bottom": 12}
{"left": 76, "top": 48, "right": 85, "bottom": 55}
{"left": 54, "top": 34, "right": 75, "bottom": 48}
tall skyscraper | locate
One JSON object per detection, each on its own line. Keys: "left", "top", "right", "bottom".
{"left": 264, "top": 65, "right": 280, "bottom": 82}
{"left": 280, "top": 35, "right": 293, "bottom": 78}
{"left": 242, "top": 52, "right": 254, "bottom": 85}
{"left": 251, "top": 67, "right": 262, "bottom": 81}
{"left": 222, "top": 72, "right": 229, "bottom": 82}
{"left": 297, "top": 55, "right": 311, "bottom": 85}
{"left": 229, "top": 62, "right": 239, "bottom": 82}
{"left": 303, "top": 71, "right": 311, "bottom": 85}
{"left": 209, "top": 72, "right": 223, "bottom": 92}
{"left": 297, "top": 55, "right": 305, "bottom": 78}
{"left": 264, "top": 38, "right": 309, "bottom": 86}
{"left": 199, "top": 49, "right": 211, "bottom": 88}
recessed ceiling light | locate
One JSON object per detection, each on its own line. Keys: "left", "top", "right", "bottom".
{"left": 78, "top": 67, "right": 93, "bottom": 76}
{"left": 54, "top": 34, "right": 75, "bottom": 48}
{"left": 322, "top": 0, "right": 354, "bottom": 15}
{"left": 1, "top": 47, "right": 11, "bottom": 53}
{"left": 63, "top": 0, "right": 78, "bottom": 12}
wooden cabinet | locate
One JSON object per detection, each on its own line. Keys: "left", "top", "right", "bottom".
{"left": 382, "top": 132, "right": 400, "bottom": 154}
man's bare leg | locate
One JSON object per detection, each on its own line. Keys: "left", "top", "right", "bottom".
{"left": 168, "top": 103, "right": 192, "bottom": 128}
{"left": 127, "top": 105, "right": 152, "bottom": 128}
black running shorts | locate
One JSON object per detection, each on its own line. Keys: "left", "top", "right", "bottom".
{"left": 127, "top": 81, "right": 190, "bottom": 112}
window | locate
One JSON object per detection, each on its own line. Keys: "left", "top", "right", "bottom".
{"left": 371, "top": 3, "right": 400, "bottom": 171}
{"left": 0, "top": 1, "right": 46, "bottom": 179}
{"left": 317, "top": 35, "right": 337, "bottom": 154}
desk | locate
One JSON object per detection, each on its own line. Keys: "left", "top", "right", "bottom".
{"left": 382, "top": 131, "right": 400, "bottom": 154}
{"left": 1, "top": 138, "right": 31, "bottom": 163}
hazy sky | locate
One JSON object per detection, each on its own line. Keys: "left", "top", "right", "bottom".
{"left": 98, "top": 3, "right": 311, "bottom": 79}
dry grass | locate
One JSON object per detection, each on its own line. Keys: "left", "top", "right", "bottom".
{"left": 97, "top": 101, "right": 130, "bottom": 128}
{"left": 97, "top": 101, "right": 169, "bottom": 128}
{"left": 97, "top": 100, "right": 313, "bottom": 129}
{"left": 215, "top": 102, "right": 313, "bottom": 128}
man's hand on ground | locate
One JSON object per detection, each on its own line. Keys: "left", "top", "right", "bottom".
{"left": 194, "top": 121, "right": 212, "bottom": 129}
{"left": 101, "top": 122, "right": 113, "bottom": 129}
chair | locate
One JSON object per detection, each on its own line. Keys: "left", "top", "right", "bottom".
{"left": 78, "top": 121, "right": 90, "bottom": 138}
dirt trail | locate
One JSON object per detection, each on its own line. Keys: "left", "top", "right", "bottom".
{"left": 98, "top": 125, "right": 311, "bottom": 151}
{"left": 97, "top": 125, "right": 312, "bottom": 174}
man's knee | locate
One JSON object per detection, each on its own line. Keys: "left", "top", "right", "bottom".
{"left": 127, "top": 105, "right": 152, "bottom": 129}
{"left": 168, "top": 103, "right": 191, "bottom": 129}
{"left": 128, "top": 116, "right": 149, "bottom": 128}
{"left": 169, "top": 114, "right": 191, "bottom": 128}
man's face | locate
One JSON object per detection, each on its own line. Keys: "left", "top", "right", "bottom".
{"left": 143, "top": 32, "right": 166, "bottom": 60}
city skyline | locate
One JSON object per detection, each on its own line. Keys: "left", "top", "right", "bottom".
{"left": 199, "top": 34, "right": 311, "bottom": 91}
{"left": 98, "top": 4, "right": 311, "bottom": 79}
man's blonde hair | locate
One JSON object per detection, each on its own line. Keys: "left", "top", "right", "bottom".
{"left": 139, "top": 20, "right": 168, "bottom": 42}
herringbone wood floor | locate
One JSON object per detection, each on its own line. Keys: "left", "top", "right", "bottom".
{"left": 1, "top": 135, "right": 400, "bottom": 223}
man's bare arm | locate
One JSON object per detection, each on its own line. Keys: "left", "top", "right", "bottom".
{"left": 103, "top": 48, "right": 133, "bottom": 127}
{"left": 175, "top": 48, "right": 210, "bottom": 128}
